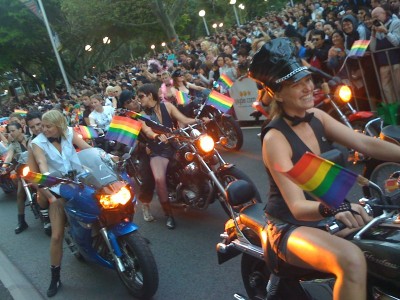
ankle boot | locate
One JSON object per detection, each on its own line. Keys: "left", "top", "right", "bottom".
{"left": 15, "top": 214, "right": 28, "bottom": 234}
{"left": 47, "top": 265, "right": 62, "bottom": 297}
{"left": 161, "top": 203, "right": 175, "bottom": 229}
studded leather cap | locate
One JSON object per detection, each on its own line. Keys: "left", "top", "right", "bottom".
{"left": 248, "top": 38, "right": 310, "bottom": 92}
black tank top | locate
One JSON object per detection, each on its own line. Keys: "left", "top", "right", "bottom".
{"left": 262, "top": 115, "right": 334, "bottom": 226}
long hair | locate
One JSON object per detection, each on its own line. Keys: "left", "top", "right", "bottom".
{"left": 138, "top": 83, "right": 160, "bottom": 102}
{"left": 42, "top": 110, "right": 68, "bottom": 139}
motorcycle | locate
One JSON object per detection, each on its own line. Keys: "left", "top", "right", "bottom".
{"left": 15, "top": 152, "right": 51, "bottom": 236}
{"left": 129, "top": 123, "right": 260, "bottom": 215}
{"left": 309, "top": 66, "right": 374, "bottom": 132}
{"left": 185, "top": 90, "right": 244, "bottom": 151}
{"left": 21, "top": 148, "right": 159, "bottom": 299}
{"left": 216, "top": 151, "right": 400, "bottom": 300}
{"left": 0, "top": 161, "right": 17, "bottom": 194}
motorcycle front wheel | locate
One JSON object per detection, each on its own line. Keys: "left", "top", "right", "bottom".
{"left": 241, "top": 253, "right": 270, "bottom": 300}
{"left": 117, "top": 231, "right": 159, "bottom": 299}
{"left": 217, "top": 116, "right": 243, "bottom": 151}
{"left": 218, "top": 167, "right": 262, "bottom": 215}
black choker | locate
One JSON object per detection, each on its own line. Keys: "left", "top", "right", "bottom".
{"left": 48, "top": 136, "right": 61, "bottom": 143}
{"left": 282, "top": 111, "right": 314, "bottom": 126}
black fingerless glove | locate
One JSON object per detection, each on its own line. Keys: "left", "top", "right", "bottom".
{"left": 319, "top": 200, "right": 358, "bottom": 217}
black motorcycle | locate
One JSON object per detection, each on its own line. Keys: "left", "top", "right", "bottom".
{"left": 216, "top": 157, "right": 400, "bottom": 299}
{"left": 129, "top": 123, "right": 260, "bottom": 215}
{"left": 185, "top": 91, "right": 244, "bottom": 151}
{"left": 0, "top": 161, "right": 17, "bottom": 194}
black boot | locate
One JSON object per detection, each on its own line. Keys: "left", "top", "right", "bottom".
{"left": 161, "top": 203, "right": 175, "bottom": 229}
{"left": 15, "top": 214, "right": 28, "bottom": 234}
{"left": 47, "top": 265, "right": 62, "bottom": 297}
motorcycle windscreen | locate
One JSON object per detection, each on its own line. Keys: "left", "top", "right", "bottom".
{"left": 76, "top": 148, "right": 118, "bottom": 188}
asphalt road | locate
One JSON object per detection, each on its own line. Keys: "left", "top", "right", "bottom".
{"left": 0, "top": 127, "right": 365, "bottom": 300}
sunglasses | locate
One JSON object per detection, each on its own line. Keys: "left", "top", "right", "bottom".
{"left": 138, "top": 94, "right": 146, "bottom": 99}
{"left": 312, "top": 38, "right": 321, "bottom": 41}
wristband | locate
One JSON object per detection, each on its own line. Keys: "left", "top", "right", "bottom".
{"left": 318, "top": 200, "right": 352, "bottom": 217}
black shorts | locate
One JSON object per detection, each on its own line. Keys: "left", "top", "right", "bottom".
{"left": 267, "top": 221, "right": 298, "bottom": 262}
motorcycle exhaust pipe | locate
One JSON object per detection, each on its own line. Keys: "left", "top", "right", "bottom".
{"left": 99, "top": 228, "right": 125, "bottom": 272}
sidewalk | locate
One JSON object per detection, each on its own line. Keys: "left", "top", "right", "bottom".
{"left": 0, "top": 249, "right": 44, "bottom": 300}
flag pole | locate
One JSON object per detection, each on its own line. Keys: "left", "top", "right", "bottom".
{"left": 36, "top": 0, "right": 71, "bottom": 94}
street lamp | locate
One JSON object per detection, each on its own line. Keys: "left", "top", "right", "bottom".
{"left": 219, "top": 22, "right": 224, "bottom": 28}
{"left": 198, "top": 10, "right": 210, "bottom": 36}
{"left": 103, "top": 36, "right": 111, "bottom": 44}
{"left": 150, "top": 44, "right": 156, "bottom": 54}
{"left": 161, "top": 42, "right": 166, "bottom": 47}
{"left": 229, "top": 0, "right": 240, "bottom": 26}
{"left": 85, "top": 44, "right": 92, "bottom": 52}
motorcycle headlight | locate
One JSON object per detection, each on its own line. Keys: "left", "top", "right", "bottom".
{"left": 96, "top": 181, "right": 132, "bottom": 209}
{"left": 197, "top": 134, "right": 215, "bottom": 153}
{"left": 17, "top": 165, "right": 30, "bottom": 177}
{"left": 337, "top": 85, "right": 352, "bottom": 103}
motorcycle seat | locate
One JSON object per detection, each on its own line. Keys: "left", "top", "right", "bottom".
{"left": 239, "top": 203, "right": 267, "bottom": 234}
{"left": 380, "top": 125, "right": 400, "bottom": 145}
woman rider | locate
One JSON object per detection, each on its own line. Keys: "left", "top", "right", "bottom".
{"left": 30, "top": 110, "right": 91, "bottom": 297}
{"left": 249, "top": 37, "right": 400, "bottom": 299}
{"left": 137, "top": 83, "right": 208, "bottom": 229}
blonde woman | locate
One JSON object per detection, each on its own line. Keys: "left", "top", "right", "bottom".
{"left": 31, "top": 110, "right": 91, "bottom": 297}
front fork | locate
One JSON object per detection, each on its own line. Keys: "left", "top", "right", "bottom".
{"left": 99, "top": 228, "right": 125, "bottom": 272}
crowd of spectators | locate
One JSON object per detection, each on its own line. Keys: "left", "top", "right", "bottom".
{"left": 1, "top": 0, "right": 399, "bottom": 123}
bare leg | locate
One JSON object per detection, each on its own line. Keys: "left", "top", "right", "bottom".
{"left": 149, "top": 156, "right": 170, "bottom": 205}
{"left": 49, "top": 199, "right": 66, "bottom": 266}
{"left": 285, "top": 227, "right": 367, "bottom": 300}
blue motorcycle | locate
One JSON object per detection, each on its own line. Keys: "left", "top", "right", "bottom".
{"left": 23, "top": 148, "right": 158, "bottom": 299}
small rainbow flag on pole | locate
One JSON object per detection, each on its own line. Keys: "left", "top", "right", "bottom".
{"left": 385, "top": 178, "right": 399, "bottom": 193}
{"left": 281, "top": 152, "right": 361, "bottom": 208}
{"left": 14, "top": 109, "right": 28, "bottom": 116}
{"left": 23, "top": 171, "right": 64, "bottom": 187}
{"left": 207, "top": 90, "right": 235, "bottom": 113}
{"left": 105, "top": 116, "right": 142, "bottom": 148}
{"left": 217, "top": 74, "right": 234, "bottom": 89}
{"left": 78, "top": 126, "right": 98, "bottom": 139}
{"left": 175, "top": 91, "right": 190, "bottom": 105}
{"left": 349, "top": 40, "right": 370, "bottom": 57}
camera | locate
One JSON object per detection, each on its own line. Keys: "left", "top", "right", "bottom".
{"left": 373, "top": 20, "right": 382, "bottom": 27}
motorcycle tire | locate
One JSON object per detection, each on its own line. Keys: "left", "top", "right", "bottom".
{"left": 368, "top": 162, "right": 400, "bottom": 199}
{"left": 241, "top": 253, "right": 270, "bottom": 300}
{"left": 218, "top": 167, "right": 262, "bottom": 216}
{"left": 117, "top": 231, "right": 159, "bottom": 299}
{"left": 217, "top": 116, "right": 244, "bottom": 151}
{"left": 0, "top": 177, "right": 16, "bottom": 194}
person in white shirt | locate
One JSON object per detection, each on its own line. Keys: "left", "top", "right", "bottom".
{"left": 88, "top": 94, "right": 115, "bottom": 131}
{"left": 30, "top": 109, "right": 91, "bottom": 297}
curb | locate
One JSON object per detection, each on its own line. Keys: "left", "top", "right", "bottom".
{"left": 0, "top": 249, "right": 44, "bottom": 300}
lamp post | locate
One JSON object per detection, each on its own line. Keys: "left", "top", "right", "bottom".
{"left": 150, "top": 44, "right": 156, "bottom": 55}
{"left": 219, "top": 22, "right": 224, "bottom": 28}
{"left": 198, "top": 10, "right": 210, "bottom": 36}
{"left": 229, "top": 0, "right": 240, "bottom": 27}
{"left": 212, "top": 23, "right": 218, "bottom": 32}
{"left": 103, "top": 36, "right": 111, "bottom": 44}
{"left": 238, "top": 4, "right": 245, "bottom": 23}
{"left": 85, "top": 44, "right": 92, "bottom": 52}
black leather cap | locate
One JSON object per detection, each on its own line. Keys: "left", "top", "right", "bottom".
{"left": 248, "top": 38, "right": 310, "bottom": 92}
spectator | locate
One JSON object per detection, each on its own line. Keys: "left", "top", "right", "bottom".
{"left": 369, "top": 5, "right": 400, "bottom": 103}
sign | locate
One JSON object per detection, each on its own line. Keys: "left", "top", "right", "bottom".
{"left": 230, "top": 77, "right": 266, "bottom": 121}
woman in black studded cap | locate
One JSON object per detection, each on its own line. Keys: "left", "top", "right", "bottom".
{"left": 249, "top": 37, "right": 400, "bottom": 299}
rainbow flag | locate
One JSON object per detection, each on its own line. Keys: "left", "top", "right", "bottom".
{"left": 349, "top": 40, "right": 370, "bottom": 57}
{"left": 207, "top": 90, "right": 235, "bottom": 113}
{"left": 78, "top": 126, "right": 98, "bottom": 139}
{"left": 217, "top": 74, "right": 234, "bottom": 89}
{"left": 281, "top": 152, "right": 359, "bottom": 208}
{"left": 23, "top": 171, "right": 64, "bottom": 187}
{"left": 105, "top": 116, "right": 142, "bottom": 147}
{"left": 126, "top": 110, "right": 150, "bottom": 122}
{"left": 175, "top": 91, "right": 190, "bottom": 105}
{"left": 14, "top": 109, "right": 28, "bottom": 116}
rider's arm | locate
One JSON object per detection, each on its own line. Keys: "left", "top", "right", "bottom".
{"left": 315, "top": 108, "right": 400, "bottom": 162}
{"left": 2, "top": 146, "right": 14, "bottom": 167}
{"left": 139, "top": 121, "right": 159, "bottom": 140}
{"left": 72, "top": 130, "right": 92, "bottom": 150}
{"left": 187, "top": 82, "right": 207, "bottom": 91}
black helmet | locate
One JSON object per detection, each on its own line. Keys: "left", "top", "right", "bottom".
{"left": 248, "top": 38, "right": 310, "bottom": 93}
